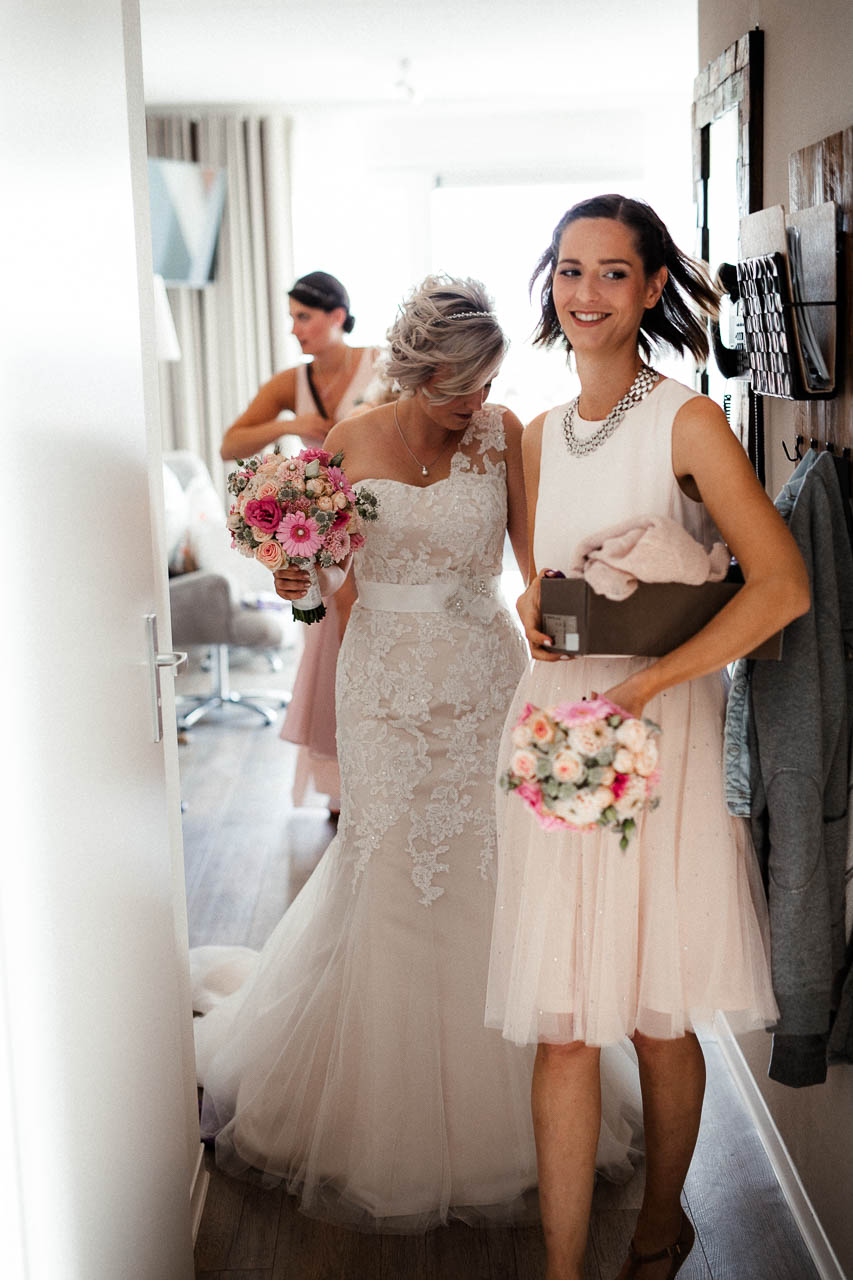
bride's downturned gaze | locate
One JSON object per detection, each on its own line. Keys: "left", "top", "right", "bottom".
{"left": 191, "top": 275, "right": 644, "bottom": 1232}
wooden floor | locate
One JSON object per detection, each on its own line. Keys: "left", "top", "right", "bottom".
{"left": 177, "top": 650, "right": 819, "bottom": 1280}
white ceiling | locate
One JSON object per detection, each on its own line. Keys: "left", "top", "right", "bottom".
{"left": 139, "top": 0, "right": 698, "bottom": 109}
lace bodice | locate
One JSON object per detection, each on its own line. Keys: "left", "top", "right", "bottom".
{"left": 355, "top": 407, "right": 509, "bottom": 587}
{"left": 335, "top": 406, "right": 526, "bottom": 906}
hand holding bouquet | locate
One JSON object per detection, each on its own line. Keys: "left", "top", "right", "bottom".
{"left": 500, "top": 696, "right": 660, "bottom": 849}
{"left": 226, "top": 447, "right": 379, "bottom": 623}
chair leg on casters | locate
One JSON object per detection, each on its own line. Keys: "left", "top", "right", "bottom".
{"left": 177, "top": 645, "right": 284, "bottom": 729}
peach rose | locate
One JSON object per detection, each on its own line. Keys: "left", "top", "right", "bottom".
{"left": 332, "top": 491, "right": 349, "bottom": 509}
{"left": 511, "top": 748, "right": 538, "bottom": 780}
{"left": 255, "top": 539, "right": 285, "bottom": 571}
{"left": 316, "top": 495, "right": 335, "bottom": 511}
{"left": 255, "top": 480, "right": 279, "bottom": 499}
{"left": 552, "top": 749, "right": 585, "bottom": 783}
{"left": 529, "top": 713, "right": 557, "bottom": 745}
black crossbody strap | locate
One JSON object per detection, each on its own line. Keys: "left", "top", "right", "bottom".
{"left": 305, "top": 362, "right": 329, "bottom": 420}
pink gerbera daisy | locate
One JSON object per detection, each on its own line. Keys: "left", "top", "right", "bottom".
{"left": 276, "top": 511, "right": 322, "bottom": 557}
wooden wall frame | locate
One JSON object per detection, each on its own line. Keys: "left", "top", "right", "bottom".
{"left": 692, "top": 28, "right": 765, "bottom": 481}
{"left": 789, "top": 127, "right": 853, "bottom": 450}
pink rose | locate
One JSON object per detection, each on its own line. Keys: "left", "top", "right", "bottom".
{"left": 298, "top": 447, "right": 333, "bottom": 465}
{"left": 349, "top": 530, "right": 365, "bottom": 550}
{"left": 244, "top": 497, "right": 282, "bottom": 532}
{"left": 255, "top": 539, "right": 285, "bottom": 570}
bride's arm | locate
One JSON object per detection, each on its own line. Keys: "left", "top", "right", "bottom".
{"left": 515, "top": 413, "right": 566, "bottom": 662}
{"left": 503, "top": 409, "right": 529, "bottom": 582}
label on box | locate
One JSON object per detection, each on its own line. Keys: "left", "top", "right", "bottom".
{"left": 543, "top": 613, "right": 579, "bottom": 652}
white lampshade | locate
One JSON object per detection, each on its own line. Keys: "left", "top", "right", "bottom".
{"left": 152, "top": 273, "right": 181, "bottom": 362}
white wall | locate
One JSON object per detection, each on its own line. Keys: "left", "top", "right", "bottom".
{"left": 1, "top": 1, "right": 196, "bottom": 1275}
{"left": 288, "top": 93, "right": 696, "bottom": 414}
{"left": 698, "top": 3, "right": 853, "bottom": 1275}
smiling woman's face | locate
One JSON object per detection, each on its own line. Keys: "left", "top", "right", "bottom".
{"left": 551, "top": 217, "right": 666, "bottom": 354}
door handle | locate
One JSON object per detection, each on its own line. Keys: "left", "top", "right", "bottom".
{"left": 145, "top": 613, "right": 187, "bottom": 742}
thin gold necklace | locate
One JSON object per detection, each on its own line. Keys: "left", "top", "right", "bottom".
{"left": 393, "top": 402, "right": 453, "bottom": 477}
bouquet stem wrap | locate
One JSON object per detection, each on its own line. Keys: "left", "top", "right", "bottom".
{"left": 292, "top": 562, "right": 325, "bottom": 624}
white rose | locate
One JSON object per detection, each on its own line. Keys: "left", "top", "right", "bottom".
{"left": 634, "top": 738, "right": 659, "bottom": 777}
{"left": 615, "top": 718, "right": 648, "bottom": 753}
{"left": 568, "top": 721, "right": 614, "bottom": 757}
{"left": 511, "top": 723, "right": 534, "bottom": 748}
{"left": 613, "top": 747, "right": 635, "bottom": 774}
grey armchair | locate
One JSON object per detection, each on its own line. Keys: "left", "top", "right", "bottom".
{"left": 169, "top": 570, "right": 289, "bottom": 728}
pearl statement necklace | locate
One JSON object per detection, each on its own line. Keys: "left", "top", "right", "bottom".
{"left": 393, "top": 401, "right": 452, "bottom": 477}
{"left": 562, "top": 364, "right": 660, "bottom": 457}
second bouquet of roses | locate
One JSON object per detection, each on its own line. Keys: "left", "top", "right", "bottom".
{"left": 500, "top": 695, "right": 661, "bottom": 849}
{"left": 226, "top": 446, "right": 379, "bottom": 623}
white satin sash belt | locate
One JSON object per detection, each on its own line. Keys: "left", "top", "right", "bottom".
{"left": 357, "top": 575, "right": 502, "bottom": 622}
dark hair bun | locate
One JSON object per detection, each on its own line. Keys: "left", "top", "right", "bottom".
{"left": 288, "top": 271, "right": 352, "bottom": 329}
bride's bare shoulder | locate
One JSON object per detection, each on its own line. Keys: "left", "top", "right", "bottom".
{"left": 325, "top": 404, "right": 393, "bottom": 475}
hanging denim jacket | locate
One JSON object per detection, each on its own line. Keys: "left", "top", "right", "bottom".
{"left": 724, "top": 450, "right": 819, "bottom": 817}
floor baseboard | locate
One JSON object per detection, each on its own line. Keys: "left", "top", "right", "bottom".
{"left": 715, "top": 1015, "right": 845, "bottom": 1280}
{"left": 190, "top": 1141, "right": 210, "bottom": 1246}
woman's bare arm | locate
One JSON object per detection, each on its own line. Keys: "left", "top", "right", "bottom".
{"left": 220, "top": 367, "right": 327, "bottom": 460}
{"left": 605, "top": 395, "right": 810, "bottom": 716}
{"left": 502, "top": 409, "right": 529, "bottom": 581}
{"left": 514, "top": 413, "right": 567, "bottom": 663}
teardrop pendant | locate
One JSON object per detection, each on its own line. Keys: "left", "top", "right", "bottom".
{"left": 421, "top": 465, "right": 428, "bottom": 476}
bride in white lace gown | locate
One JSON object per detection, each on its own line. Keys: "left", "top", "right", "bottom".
{"left": 191, "top": 276, "right": 642, "bottom": 1232}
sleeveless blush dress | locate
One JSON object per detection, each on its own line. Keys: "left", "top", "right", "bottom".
{"left": 485, "top": 379, "right": 779, "bottom": 1047}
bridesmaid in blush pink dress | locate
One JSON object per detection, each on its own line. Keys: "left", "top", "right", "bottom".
{"left": 221, "top": 271, "right": 377, "bottom": 812}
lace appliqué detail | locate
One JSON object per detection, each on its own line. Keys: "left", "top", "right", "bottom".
{"left": 336, "top": 406, "right": 525, "bottom": 905}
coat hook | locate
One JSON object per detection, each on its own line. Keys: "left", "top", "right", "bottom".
{"left": 782, "top": 437, "right": 802, "bottom": 462}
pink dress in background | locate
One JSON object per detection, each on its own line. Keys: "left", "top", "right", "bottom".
{"left": 280, "top": 348, "right": 377, "bottom": 809}
{"left": 486, "top": 378, "right": 780, "bottom": 1047}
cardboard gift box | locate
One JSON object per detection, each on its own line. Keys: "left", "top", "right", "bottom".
{"left": 540, "top": 577, "right": 783, "bottom": 661}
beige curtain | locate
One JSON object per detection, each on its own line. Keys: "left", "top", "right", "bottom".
{"left": 146, "top": 113, "right": 296, "bottom": 492}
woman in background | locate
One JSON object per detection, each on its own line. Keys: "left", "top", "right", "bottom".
{"left": 486, "top": 195, "right": 809, "bottom": 1280}
{"left": 221, "top": 271, "right": 378, "bottom": 814}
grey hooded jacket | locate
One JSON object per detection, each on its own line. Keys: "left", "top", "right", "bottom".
{"left": 744, "top": 451, "right": 853, "bottom": 1086}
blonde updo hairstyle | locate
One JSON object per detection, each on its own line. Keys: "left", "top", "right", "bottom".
{"left": 384, "top": 275, "right": 507, "bottom": 404}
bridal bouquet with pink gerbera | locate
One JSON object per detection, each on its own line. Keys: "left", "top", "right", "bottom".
{"left": 226, "top": 446, "right": 379, "bottom": 623}
{"left": 499, "top": 696, "right": 661, "bottom": 849}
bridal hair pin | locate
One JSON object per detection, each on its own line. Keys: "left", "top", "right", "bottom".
{"left": 446, "top": 309, "right": 498, "bottom": 321}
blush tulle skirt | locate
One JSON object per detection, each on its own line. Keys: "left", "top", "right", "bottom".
{"left": 486, "top": 656, "right": 779, "bottom": 1047}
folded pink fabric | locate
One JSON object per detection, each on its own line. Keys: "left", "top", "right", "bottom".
{"left": 569, "top": 515, "right": 730, "bottom": 601}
